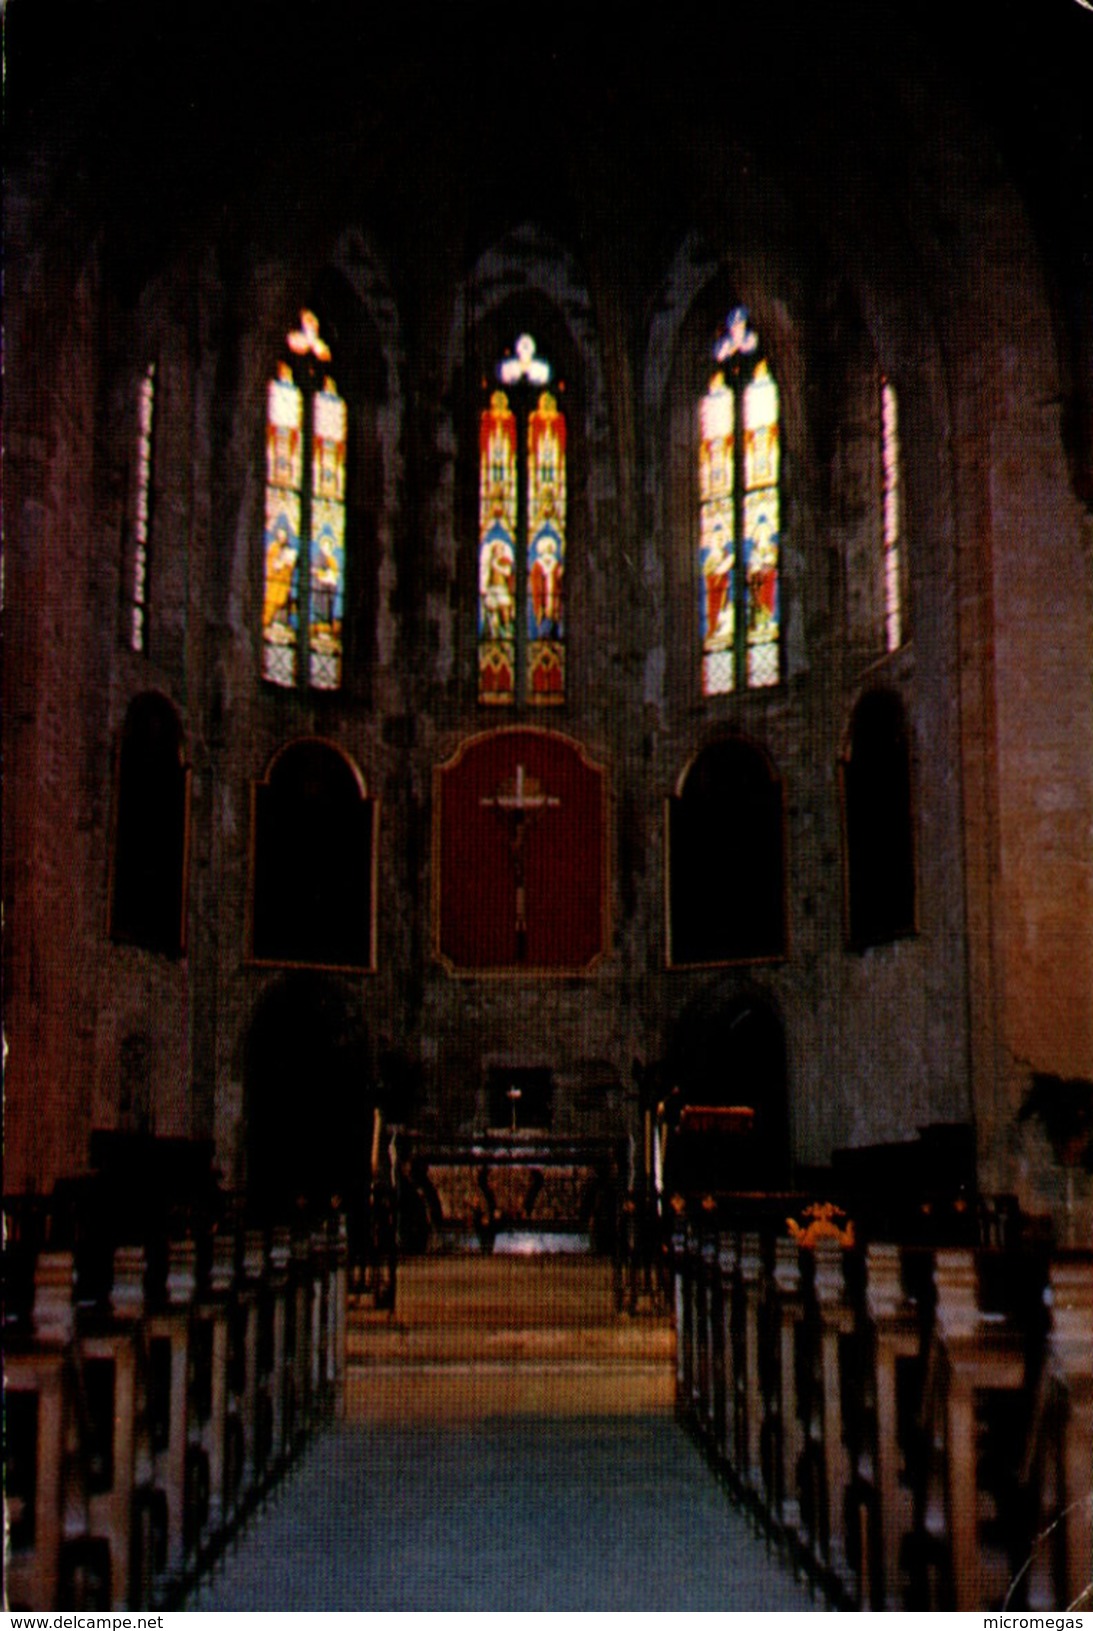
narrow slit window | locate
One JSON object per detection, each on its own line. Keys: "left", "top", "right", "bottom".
{"left": 127, "top": 363, "right": 156, "bottom": 653}
{"left": 882, "top": 378, "right": 903, "bottom": 652}
{"left": 699, "top": 308, "right": 781, "bottom": 695}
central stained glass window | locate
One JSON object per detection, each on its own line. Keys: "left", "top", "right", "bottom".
{"left": 478, "top": 334, "right": 567, "bottom": 706}
{"left": 698, "top": 308, "right": 781, "bottom": 695}
{"left": 262, "top": 310, "right": 347, "bottom": 691}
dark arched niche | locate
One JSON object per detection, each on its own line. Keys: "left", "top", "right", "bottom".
{"left": 109, "top": 692, "right": 189, "bottom": 955}
{"left": 243, "top": 972, "right": 371, "bottom": 1225}
{"left": 668, "top": 737, "right": 786, "bottom": 967}
{"left": 250, "top": 739, "right": 375, "bottom": 970}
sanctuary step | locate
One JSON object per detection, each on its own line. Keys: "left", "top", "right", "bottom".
{"left": 346, "top": 1256, "right": 673, "bottom": 1421}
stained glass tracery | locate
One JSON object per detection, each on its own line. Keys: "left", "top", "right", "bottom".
{"left": 262, "top": 313, "right": 346, "bottom": 691}
{"left": 478, "top": 338, "right": 566, "bottom": 705}
{"left": 699, "top": 309, "right": 781, "bottom": 695}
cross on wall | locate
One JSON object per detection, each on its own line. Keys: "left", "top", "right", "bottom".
{"left": 480, "top": 763, "right": 561, "bottom": 964}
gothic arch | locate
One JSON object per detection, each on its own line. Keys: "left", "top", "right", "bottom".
{"left": 433, "top": 725, "right": 609, "bottom": 974}
{"left": 667, "top": 735, "right": 787, "bottom": 968}
{"left": 248, "top": 737, "right": 376, "bottom": 971}
{"left": 440, "top": 226, "right": 613, "bottom": 712}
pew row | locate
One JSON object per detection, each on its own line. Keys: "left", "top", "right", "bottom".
{"left": 670, "top": 1214, "right": 1091, "bottom": 1611}
{"left": 3, "top": 1213, "right": 348, "bottom": 1611}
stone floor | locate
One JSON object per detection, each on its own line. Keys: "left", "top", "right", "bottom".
{"left": 188, "top": 1414, "right": 821, "bottom": 1612}
{"left": 345, "top": 1255, "right": 676, "bottom": 1420}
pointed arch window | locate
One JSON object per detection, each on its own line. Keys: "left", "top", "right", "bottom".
{"left": 262, "top": 311, "right": 347, "bottom": 691}
{"left": 698, "top": 308, "right": 781, "bottom": 695}
{"left": 478, "top": 334, "right": 567, "bottom": 706}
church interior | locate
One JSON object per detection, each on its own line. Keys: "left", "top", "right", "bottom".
{"left": 5, "top": 0, "right": 1092, "bottom": 1611}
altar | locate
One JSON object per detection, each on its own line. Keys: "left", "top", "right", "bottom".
{"left": 396, "top": 1133, "right": 623, "bottom": 1255}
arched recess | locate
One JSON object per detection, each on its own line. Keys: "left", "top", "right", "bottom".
{"left": 665, "top": 987, "right": 791, "bottom": 1189}
{"left": 243, "top": 973, "right": 371, "bottom": 1227}
{"left": 434, "top": 726, "right": 608, "bottom": 973}
{"left": 109, "top": 691, "right": 190, "bottom": 956}
{"left": 248, "top": 738, "right": 376, "bottom": 971}
{"left": 667, "top": 736, "right": 787, "bottom": 968}
{"left": 841, "top": 688, "right": 916, "bottom": 950}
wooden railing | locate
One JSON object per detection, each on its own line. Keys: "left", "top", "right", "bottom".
{"left": 670, "top": 1212, "right": 1092, "bottom": 1611}
{"left": 4, "top": 1206, "right": 347, "bottom": 1610}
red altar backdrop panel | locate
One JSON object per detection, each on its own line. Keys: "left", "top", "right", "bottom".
{"left": 436, "top": 729, "right": 607, "bottom": 971}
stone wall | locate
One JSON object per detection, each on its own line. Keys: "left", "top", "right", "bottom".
{"left": 4, "top": 2, "right": 1090, "bottom": 1235}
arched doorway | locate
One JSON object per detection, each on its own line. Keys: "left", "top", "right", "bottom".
{"left": 666, "top": 993, "right": 791, "bottom": 1191}
{"left": 243, "top": 974, "right": 371, "bottom": 1231}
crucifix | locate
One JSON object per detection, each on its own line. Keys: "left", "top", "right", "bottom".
{"left": 480, "top": 762, "right": 561, "bottom": 963}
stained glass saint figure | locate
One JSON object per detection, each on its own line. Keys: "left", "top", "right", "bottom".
{"left": 262, "top": 315, "right": 347, "bottom": 691}
{"left": 699, "top": 309, "right": 781, "bottom": 695}
{"left": 478, "top": 340, "right": 567, "bottom": 705}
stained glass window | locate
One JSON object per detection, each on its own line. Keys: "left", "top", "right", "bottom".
{"left": 699, "top": 309, "right": 781, "bottom": 695}
{"left": 127, "top": 363, "right": 156, "bottom": 653}
{"left": 881, "top": 378, "right": 903, "bottom": 652}
{"left": 262, "top": 311, "right": 347, "bottom": 691}
{"left": 478, "top": 335, "right": 566, "bottom": 706}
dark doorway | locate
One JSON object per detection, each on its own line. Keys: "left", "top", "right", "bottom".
{"left": 244, "top": 974, "right": 371, "bottom": 1229}
{"left": 667, "top": 997, "right": 790, "bottom": 1190}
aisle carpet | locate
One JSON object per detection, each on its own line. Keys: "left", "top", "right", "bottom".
{"left": 189, "top": 1414, "right": 819, "bottom": 1612}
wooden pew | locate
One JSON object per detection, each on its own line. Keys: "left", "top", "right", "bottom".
{"left": 716, "top": 1232, "right": 740, "bottom": 1463}
{"left": 189, "top": 1230, "right": 234, "bottom": 1545}
{"left": 736, "top": 1232, "right": 765, "bottom": 1496}
{"left": 133, "top": 1237, "right": 197, "bottom": 1600}
{"left": 331, "top": 1212, "right": 349, "bottom": 1418}
{"left": 61, "top": 1246, "right": 146, "bottom": 1609}
{"left": 912, "top": 1247, "right": 1030, "bottom": 1610}
{"left": 859, "top": 1242, "right": 928, "bottom": 1609}
{"left": 4, "top": 1252, "right": 75, "bottom": 1609}
{"left": 1020, "top": 1253, "right": 1093, "bottom": 1609}
{"left": 267, "top": 1226, "right": 292, "bottom": 1467}
{"left": 793, "top": 1238, "right": 855, "bottom": 1589}
{"left": 764, "top": 1235, "right": 805, "bottom": 1534}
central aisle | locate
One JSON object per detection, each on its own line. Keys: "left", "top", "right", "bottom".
{"left": 191, "top": 1257, "right": 818, "bottom": 1610}
{"left": 188, "top": 1414, "right": 819, "bottom": 1612}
